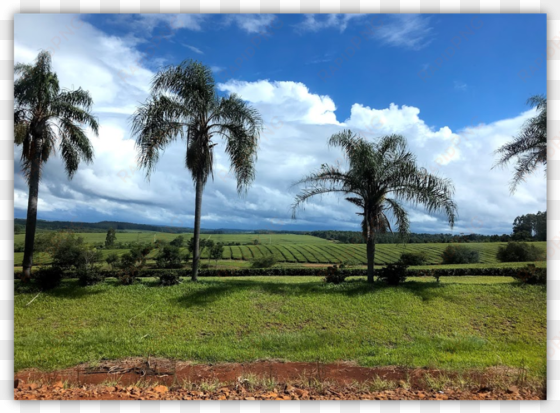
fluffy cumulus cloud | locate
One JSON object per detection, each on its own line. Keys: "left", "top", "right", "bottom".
{"left": 13, "top": 15, "right": 545, "bottom": 235}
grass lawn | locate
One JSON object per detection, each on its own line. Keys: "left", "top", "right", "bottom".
{"left": 14, "top": 276, "right": 546, "bottom": 378}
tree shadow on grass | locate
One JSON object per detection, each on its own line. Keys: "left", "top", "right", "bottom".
{"left": 173, "top": 278, "right": 454, "bottom": 309}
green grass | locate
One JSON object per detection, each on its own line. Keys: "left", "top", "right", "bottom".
{"left": 15, "top": 276, "right": 546, "bottom": 377}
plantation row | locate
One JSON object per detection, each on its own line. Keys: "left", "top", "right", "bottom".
{"left": 209, "top": 242, "right": 547, "bottom": 265}
{"left": 14, "top": 241, "right": 547, "bottom": 267}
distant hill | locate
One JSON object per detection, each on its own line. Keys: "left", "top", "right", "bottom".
{"left": 14, "top": 218, "right": 253, "bottom": 234}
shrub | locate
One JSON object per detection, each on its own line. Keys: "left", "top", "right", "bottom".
{"left": 377, "top": 263, "right": 408, "bottom": 285}
{"left": 159, "top": 272, "right": 183, "bottom": 286}
{"left": 50, "top": 233, "right": 87, "bottom": 270}
{"left": 512, "top": 264, "right": 546, "bottom": 284}
{"left": 155, "top": 245, "right": 183, "bottom": 269}
{"left": 496, "top": 242, "right": 543, "bottom": 263}
{"left": 77, "top": 267, "right": 105, "bottom": 286}
{"left": 33, "top": 266, "right": 63, "bottom": 290}
{"left": 441, "top": 245, "right": 480, "bottom": 264}
{"left": 250, "top": 254, "right": 277, "bottom": 268}
{"left": 323, "top": 265, "right": 347, "bottom": 284}
{"left": 398, "top": 251, "right": 427, "bottom": 266}
{"left": 14, "top": 243, "right": 25, "bottom": 253}
{"left": 105, "top": 253, "right": 119, "bottom": 270}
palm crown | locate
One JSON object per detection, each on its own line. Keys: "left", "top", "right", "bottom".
{"left": 493, "top": 94, "right": 547, "bottom": 192}
{"left": 15, "top": 51, "right": 98, "bottom": 180}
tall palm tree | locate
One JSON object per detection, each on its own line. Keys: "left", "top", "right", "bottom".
{"left": 131, "top": 60, "right": 263, "bottom": 281}
{"left": 14, "top": 51, "right": 99, "bottom": 282}
{"left": 493, "top": 94, "right": 547, "bottom": 192}
{"left": 292, "top": 131, "right": 457, "bottom": 283}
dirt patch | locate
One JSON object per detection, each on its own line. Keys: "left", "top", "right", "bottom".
{"left": 14, "top": 358, "right": 545, "bottom": 400}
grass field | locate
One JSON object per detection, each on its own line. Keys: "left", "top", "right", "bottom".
{"left": 13, "top": 231, "right": 548, "bottom": 267}
{"left": 14, "top": 276, "right": 546, "bottom": 377}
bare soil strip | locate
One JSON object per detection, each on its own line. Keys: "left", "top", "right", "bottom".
{"left": 14, "top": 358, "right": 545, "bottom": 400}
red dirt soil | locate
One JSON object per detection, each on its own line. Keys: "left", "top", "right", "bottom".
{"left": 14, "top": 358, "right": 545, "bottom": 400}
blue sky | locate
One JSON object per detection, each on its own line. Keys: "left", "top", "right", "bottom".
{"left": 14, "top": 13, "right": 547, "bottom": 234}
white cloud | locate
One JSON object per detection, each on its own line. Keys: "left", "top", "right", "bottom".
{"left": 183, "top": 44, "right": 203, "bottom": 54}
{"left": 374, "top": 15, "right": 433, "bottom": 50}
{"left": 224, "top": 15, "right": 277, "bottom": 34}
{"left": 454, "top": 81, "right": 468, "bottom": 91}
{"left": 298, "top": 14, "right": 364, "bottom": 33}
{"left": 217, "top": 80, "right": 339, "bottom": 125}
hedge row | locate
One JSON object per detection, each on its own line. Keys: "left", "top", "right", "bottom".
{"left": 19, "top": 266, "right": 546, "bottom": 279}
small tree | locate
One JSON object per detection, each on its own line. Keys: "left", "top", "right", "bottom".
{"left": 497, "top": 242, "right": 542, "bottom": 262}
{"left": 117, "top": 244, "right": 153, "bottom": 284}
{"left": 170, "top": 235, "right": 184, "bottom": 247}
{"left": 209, "top": 243, "right": 224, "bottom": 268}
{"left": 105, "top": 253, "right": 119, "bottom": 270}
{"left": 155, "top": 245, "right": 183, "bottom": 269}
{"left": 441, "top": 245, "right": 480, "bottom": 264}
{"left": 250, "top": 254, "right": 277, "bottom": 268}
{"left": 105, "top": 228, "right": 117, "bottom": 248}
{"left": 205, "top": 239, "right": 215, "bottom": 263}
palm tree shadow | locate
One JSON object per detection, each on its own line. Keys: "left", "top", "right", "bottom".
{"left": 174, "top": 278, "right": 386, "bottom": 309}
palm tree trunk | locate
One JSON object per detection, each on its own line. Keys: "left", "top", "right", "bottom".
{"left": 366, "top": 236, "right": 376, "bottom": 283}
{"left": 22, "top": 138, "right": 43, "bottom": 282}
{"left": 191, "top": 172, "right": 204, "bottom": 281}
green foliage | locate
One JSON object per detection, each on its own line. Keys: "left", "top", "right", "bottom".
{"left": 441, "top": 245, "right": 480, "bottom": 264}
{"left": 398, "top": 251, "right": 427, "bottom": 266}
{"left": 322, "top": 265, "right": 347, "bottom": 284}
{"left": 497, "top": 242, "right": 543, "bottom": 263}
{"left": 14, "top": 224, "right": 25, "bottom": 234}
{"left": 77, "top": 267, "right": 105, "bottom": 286}
{"left": 169, "top": 235, "right": 184, "bottom": 247}
{"left": 512, "top": 264, "right": 546, "bottom": 285}
{"left": 48, "top": 232, "right": 102, "bottom": 272}
{"left": 250, "top": 254, "right": 277, "bottom": 268}
{"left": 104, "top": 228, "right": 116, "bottom": 248}
{"left": 117, "top": 244, "right": 153, "bottom": 284}
{"left": 14, "top": 243, "right": 25, "bottom": 253}
{"left": 209, "top": 243, "right": 224, "bottom": 264}
{"left": 155, "top": 245, "right": 183, "bottom": 269}
{"left": 33, "top": 266, "right": 63, "bottom": 290}
{"left": 377, "top": 263, "right": 409, "bottom": 286}
{"left": 158, "top": 272, "right": 183, "bottom": 286}
{"left": 105, "top": 253, "right": 119, "bottom": 270}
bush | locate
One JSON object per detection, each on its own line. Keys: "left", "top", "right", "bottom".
{"left": 398, "top": 251, "right": 427, "bottom": 266}
{"left": 377, "top": 263, "right": 408, "bottom": 286}
{"left": 159, "top": 272, "right": 183, "bottom": 286}
{"left": 155, "top": 245, "right": 183, "bottom": 269}
{"left": 512, "top": 264, "right": 546, "bottom": 284}
{"left": 496, "top": 242, "right": 543, "bottom": 263}
{"left": 441, "top": 245, "right": 480, "bottom": 264}
{"left": 77, "top": 268, "right": 105, "bottom": 286}
{"left": 323, "top": 265, "right": 347, "bottom": 284}
{"left": 250, "top": 254, "right": 277, "bottom": 268}
{"left": 33, "top": 266, "right": 63, "bottom": 290}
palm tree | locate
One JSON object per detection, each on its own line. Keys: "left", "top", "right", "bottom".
{"left": 14, "top": 51, "right": 99, "bottom": 282}
{"left": 131, "top": 60, "right": 263, "bottom": 281}
{"left": 292, "top": 131, "right": 457, "bottom": 283}
{"left": 493, "top": 94, "right": 547, "bottom": 192}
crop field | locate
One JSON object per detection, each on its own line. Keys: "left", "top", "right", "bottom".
{"left": 13, "top": 231, "right": 547, "bottom": 267}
